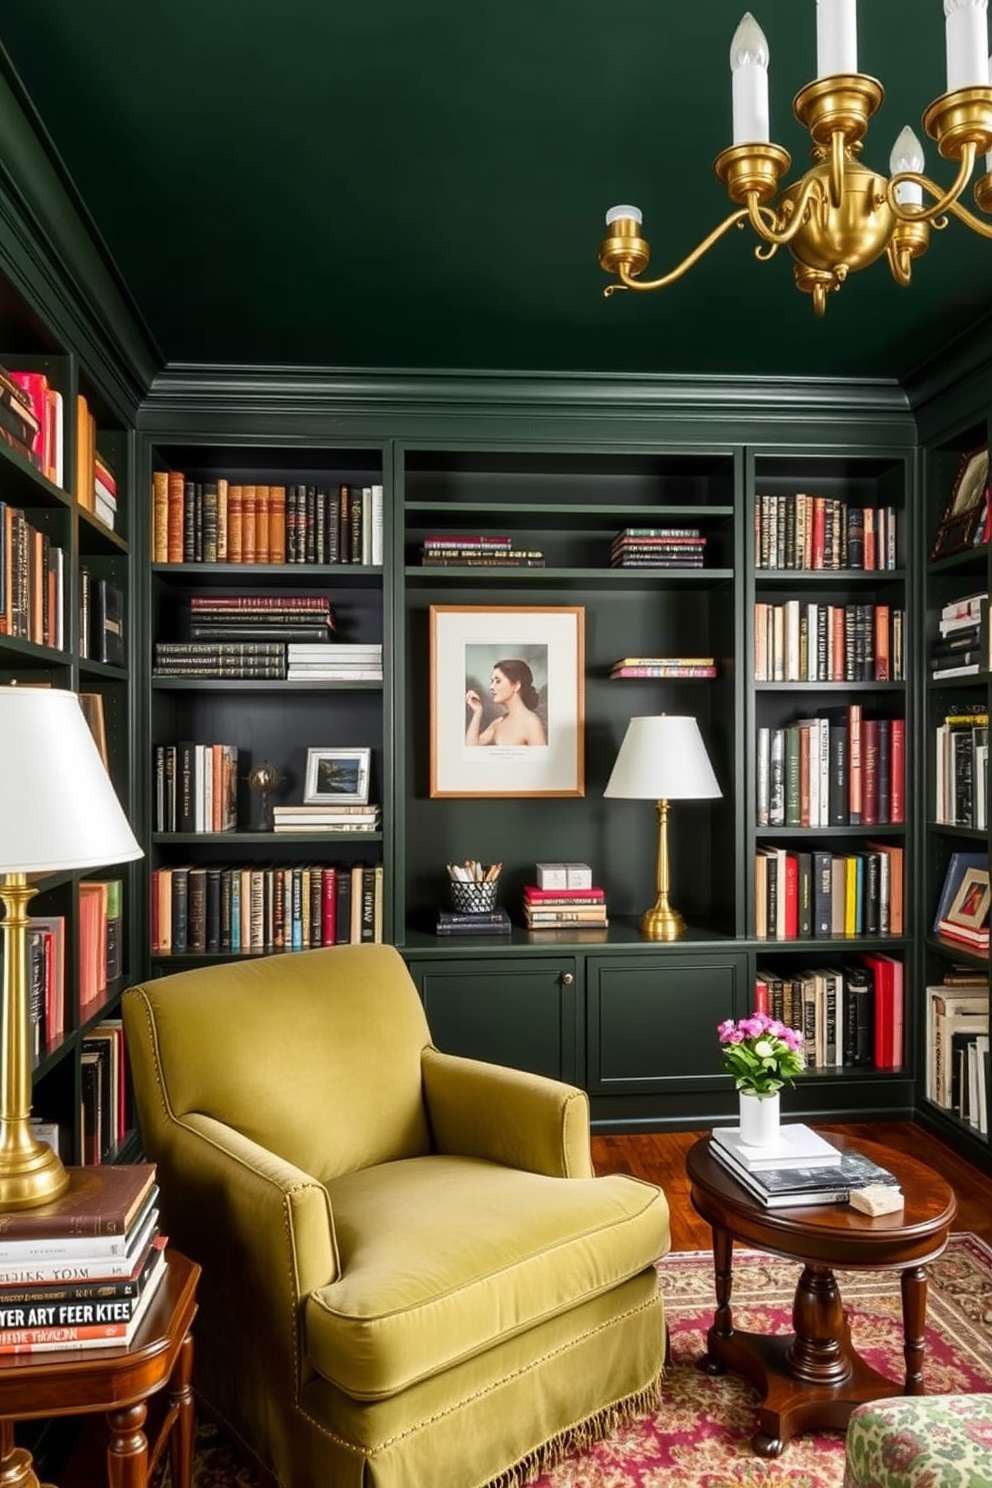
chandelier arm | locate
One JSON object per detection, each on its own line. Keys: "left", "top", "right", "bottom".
{"left": 745, "top": 177, "right": 824, "bottom": 247}
{"left": 611, "top": 208, "right": 750, "bottom": 292}
{"left": 886, "top": 240, "right": 913, "bottom": 287}
{"left": 930, "top": 193, "right": 992, "bottom": 239}
{"left": 888, "top": 145, "right": 977, "bottom": 226}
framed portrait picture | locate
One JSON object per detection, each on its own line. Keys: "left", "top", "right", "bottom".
{"left": 429, "top": 605, "right": 585, "bottom": 798}
{"left": 944, "top": 865, "right": 991, "bottom": 932}
{"left": 304, "top": 747, "right": 371, "bottom": 805}
{"left": 930, "top": 446, "right": 990, "bottom": 560}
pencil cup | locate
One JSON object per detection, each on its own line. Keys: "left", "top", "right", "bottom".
{"left": 450, "top": 879, "right": 500, "bottom": 914}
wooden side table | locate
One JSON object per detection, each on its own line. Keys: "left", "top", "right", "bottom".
{"left": 0, "top": 1249, "right": 199, "bottom": 1488}
{"left": 686, "top": 1136, "right": 957, "bottom": 1457}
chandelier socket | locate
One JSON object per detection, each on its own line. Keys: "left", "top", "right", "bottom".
{"left": 923, "top": 85, "right": 992, "bottom": 158}
{"left": 793, "top": 74, "right": 883, "bottom": 149}
{"left": 714, "top": 142, "right": 791, "bottom": 205}
{"left": 976, "top": 171, "right": 992, "bottom": 213}
{"left": 598, "top": 216, "right": 651, "bottom": 278}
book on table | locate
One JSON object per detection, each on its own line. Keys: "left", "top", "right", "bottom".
{"left": 710, "top": 1121, "right": 841, "bottom": 1171}
{"left": 711, "top": 1141, "right": 900, "bottom": 1208}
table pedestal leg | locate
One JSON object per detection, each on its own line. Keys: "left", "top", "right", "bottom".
{"left": 0, "top": 1422, "right": 40, "bottom": 1488}
{"left": 901, "top": 1265, "right": 928, "bottom": 1394}
{"left": 699, "top": 1225, "right": 733, "bottom": 1375}
{"left": 107, "top": 1401, "right": 148, "bottom": 1488}
{"left": 168, "top": 1329, "right": 195, "bottom": 1488}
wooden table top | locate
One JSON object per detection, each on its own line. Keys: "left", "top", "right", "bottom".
{"left": 686, "top": 1134, "right": 958, "bottom": 1268}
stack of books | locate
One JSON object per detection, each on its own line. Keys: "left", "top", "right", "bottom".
{"left": 419, "top": 535, "right": 545, "bottom": 567}
{"left": 709, "top": 1122, "right": 900, "bottom": 1208}
{"left": 0, "top": 1164, "right": 167, "bottom": 1355}
{"left": 155, "top": 595, "right": 338, "bottom": 680}
{"left": 286, "top": 642, "right": 383, "bottom": 682}
{"left": 436, "top": 907, "right": 512, "bottom": 936}
{"left": 610, "top": 655, "right": 717, "bottom": 679}
{"left": 272, "top": 803, "right": 381, "bottom": 834}
{"left": 610, "top": 527, "right": 707, "bottom": 568}
{"left": 931, "top": 593, "right": 988, "bottom": 679}
{"left": 522, "top": 882, "right": 609, "bottom": 931}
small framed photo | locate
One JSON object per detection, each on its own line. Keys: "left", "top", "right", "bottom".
{"left": 945, "top": 865, "right": 991, "bottom": 931}
{"left": 430, "top": 604, "right": 585, "bottom": 798}
{"left": 931, "top": 446, "right": 990, "bottom": 560}
{"left": 304, "top": 747, "right": 371, "bottom": 805}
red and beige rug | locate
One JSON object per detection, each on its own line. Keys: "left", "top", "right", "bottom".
{"left": 187, "top": 1232, "right": 992, "bottom": 1488}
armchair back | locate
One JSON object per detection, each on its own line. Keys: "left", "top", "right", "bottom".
{"left": 125, "top": 944, "right": 434, "bottom": 1180}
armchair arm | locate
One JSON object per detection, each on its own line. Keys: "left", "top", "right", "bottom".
{"left": 421, "top": 1046, "right": 594, "bottom": 1178}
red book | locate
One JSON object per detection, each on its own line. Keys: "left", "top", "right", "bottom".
{"left": 889, "top": 719, "right": 905, "bottom": 824}
{"left": 322, "top": 867, "right": 337, "bottom": 946}
{"left": 863, "top": 952, "right": 903, "bottom": 1069}
{"left": 523, "top": 886, "right": 605, "bottom": 902}
{"left": 783, "top": 853, "right": 799, "bottom": 940}
{"left": 811, "top": 497, "right": 826, "bottom": 569}
{"left": 754, "top": 977, "right": 769, "bottom": 1016}
{"left": 848, "top": 703, "right": 863, "bottom": 825}
{"left": 7, "top": 370, "right": 49, "bottom": 475}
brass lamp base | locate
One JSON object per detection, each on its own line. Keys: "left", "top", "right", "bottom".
{"left": 0, "top": 1131, "right": 69, "bottom": 1210}
{"left": 639, "top": 899, "right": 687, "bottom": 941}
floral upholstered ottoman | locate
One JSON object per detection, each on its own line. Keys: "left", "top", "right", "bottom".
{"left": 843, "top": 1394, "right": 992, "bottom": 1488}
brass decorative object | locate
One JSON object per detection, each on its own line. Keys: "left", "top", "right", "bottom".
{"left": 248, "top": 761, "right": 284, "bottom": 831}
{"left": 600, "top": 7, "right": 992, "bottom": 316}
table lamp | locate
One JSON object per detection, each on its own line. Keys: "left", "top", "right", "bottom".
{"left": 604, "top": 714, "right": 722, "bottom": 940}
{"left": 0, "top": 687, "right": 142, "bottom": 1209}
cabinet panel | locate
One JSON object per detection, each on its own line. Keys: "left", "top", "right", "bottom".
{"left": 587, "top": 952, "right": 748, "bottom": 1094}
{"left": 406, "top": 955, "right": 581, "bottom": 1083}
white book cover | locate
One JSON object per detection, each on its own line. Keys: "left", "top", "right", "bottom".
{"left": 711, "top": 1121, "right": 840, "bottom": 1171}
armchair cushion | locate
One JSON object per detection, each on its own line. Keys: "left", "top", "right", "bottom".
{"left": 307, "top": 1154, "right": 665, "bottom": 1398}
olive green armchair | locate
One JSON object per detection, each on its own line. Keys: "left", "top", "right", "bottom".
{"left": 122, "top": 944, "right": 670, "bottom": 1488}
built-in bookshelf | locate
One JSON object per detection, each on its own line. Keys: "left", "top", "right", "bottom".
{"left": 0, "top": 303, "right": 138, "bottom": 1166}
{"left": 923, "top": 421, "right": 992, "bottom": 1157}
{"left": 144, "top": 444, "right": 389, "bottom": 968}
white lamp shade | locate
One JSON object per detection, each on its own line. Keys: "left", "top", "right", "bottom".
{"left": 0, "top": 688, "right": 142, "bottom": 873}
{"left": 604, "top": 715, "right": 722, "bottom": 801}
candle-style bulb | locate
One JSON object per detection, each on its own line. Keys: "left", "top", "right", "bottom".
{"left": 730, "top": 13, "right": 770, "bottom": 145}
{"left": 890, "top": 126, "right": 925, "bottom": 207}
{"left": 816, "top": 0, "right": 859, "bottom": 78}
{"left": 605, "top": 205, "right": 643, "bottom": 228}
{"left": 945, "top": 0, "right": 990, "bottom": 92}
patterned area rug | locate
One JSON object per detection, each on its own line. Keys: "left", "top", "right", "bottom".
{"left": 183, "top": 1232, "right": 992, "bottom": 1488}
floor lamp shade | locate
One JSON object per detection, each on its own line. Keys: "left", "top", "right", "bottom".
{"left": 604, "top": 716, "right": 721, "bottom": 940}
{"left": 0, "top": 688, "right": 142, "bottom": 1210}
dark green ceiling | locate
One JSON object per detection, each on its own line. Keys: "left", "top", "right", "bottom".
{"left": 2, "top": 0, "right": 992, "bottom": 382}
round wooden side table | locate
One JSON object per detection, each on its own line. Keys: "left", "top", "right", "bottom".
{"left": 685, "top": 1134, "right": 957, "bottom": 1457}
{"left": 0, "top": 1248, "right": 200, "bottom": 1488}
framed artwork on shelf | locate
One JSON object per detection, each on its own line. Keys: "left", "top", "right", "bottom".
{"left": 78, "top": 691, "right": 109, "bottom": 771}
{"left": 304, "top": 747, "right": 371, "bottom": 805}
{"left": 930, "top": 446, "right": 990, "bottom": 560}
{"left": 429, "top": 604, "right": 585, "bottom": 798}
{"left": 943, "top": 865, "right": 991, "bottom": 933}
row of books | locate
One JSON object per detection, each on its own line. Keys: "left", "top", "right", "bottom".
{"left": 0, "top": 363, "right": 62, "bottom": 484}
{"left": 754, "top": 493, "right": 899, "bottom": 571}
{"left": 150, "top": 861, "right": 384, "bottom": 954}
{"left": 81, "top": 1017, "right": 127, "bottom": 1163}
{"left": 0, "top": 1165, "right": 166, "bottom": 1355}
{"left": 521, "top": 882, "right": 609, "bottom": 931}
{"left": 755, "top": 845, "right": 904, "bottom": 940}
{"left": 755, "top": 957, "right": 903, "bottom": 1069}
{"left": 272, "top": 804, "right": 381, "bottom": 834}
{"left": 934, "top": 703, "right": 989, "bottom": 830}
{"left": 153, "top": 742, "right": 239, "bottom": 834}
{"left": 930, "top": 592, "right": 989, "bottom": 679}
{"left": 610, "top": 527, "right": 707, "bottom": 569}
{"left": 932, "top": 850, "right": 991, "bottom": 953}
{"left": 75, "top": 393, "right": 116, "bottom": 529}
{"left": 78, "top": 571, "right": 124, "bottom": 666}
{"left": 925, "top": 977, "right": 989, "bottom": 1127}
{"left": 419, "top": 535, "right": 545, "bottom": 567}
{"left": 754, "top": 601, "right": 904, "bottom": 684}
{"left": 79, "top": 879, "right": 124, "bottom": 1006}
{"left": 609, "top": 655, "right": 717, "bottom": 679}
{"left": 0, "top": 501, "right": 66, "bottom": 648}
{"left": 756, "top": 711, "right": 905, "bottom": 828}
{"left": 152, "top": 476, "right": 384, "bottom": 566}
{"left": 709, "top": 1123, "right": 900, "bottom": 1208}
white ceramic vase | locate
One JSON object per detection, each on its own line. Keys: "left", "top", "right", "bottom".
{"left": 738, "top": 1089, "right": 780, "bottom": 1147}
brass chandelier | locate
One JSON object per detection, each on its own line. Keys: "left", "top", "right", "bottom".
{"left": 599, "top": 0, "right": 992, "bottom": 316}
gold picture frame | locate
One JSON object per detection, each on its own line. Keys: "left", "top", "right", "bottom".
{"left": 429, "top": 604, "right": 585, "bottom": 798}
{"left": 931, "top": 446, "right": 990, "bottom": 561}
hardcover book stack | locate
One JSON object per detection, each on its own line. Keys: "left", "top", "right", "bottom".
{"left": 0, "top": 1164, "right": 167, "bottom": 1356}
{"left": 522, "top": 882, "right": 609, "bottom": 932}
{"left": 7, "top": 367, "right": 63, "bottom": 486}
{"left": 418, "top": 534, "right": 545, "bottom": 567}
{"left": 930, "top": 592, "right": 989, "bottom": 680}
{"left": 610, "top": 654, "right": 717, "bottom": 679}
{"left": 286, "top": 641, "right": 383, "bottom": 682}
{"left": 0, "top": 358, "right": 43, "bottom": 469}
{"left": 754, "top": 493, "right": 898, "bottom": 571}
{"left": 155, "top": 595, "right": 338, "bottom": 680}
{"left": 925, "top": 972, "right": 989, "bottom": 1131}
{"left": 610, "top": 526, "right": 706, "bottom": 568}
{"left": 709, "top": 1122, "right": 900, "bottom": 1208}
{"left": 152, "top": 473, "right": 384, "bottom": 566}
{"left": 93, "top": 449, "right": 117, "bottom": 530}
{"left": 272, "top": 802, "right": 381, "bottom": 834}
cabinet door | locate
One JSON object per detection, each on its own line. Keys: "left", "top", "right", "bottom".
{"left": 587, "top": 952, "right": 749, "bottom": 1097}
{"left": 406, "top": 955, "right": 581, "bottom": 1083}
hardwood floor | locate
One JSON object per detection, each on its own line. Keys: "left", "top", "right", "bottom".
{"left": 591, "top": 1120, "right": 992, "bottom": 1252}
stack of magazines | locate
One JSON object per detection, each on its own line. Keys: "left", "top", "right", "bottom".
{"left": 709, "top": 1123, "right": 900, "bottom": 1208}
